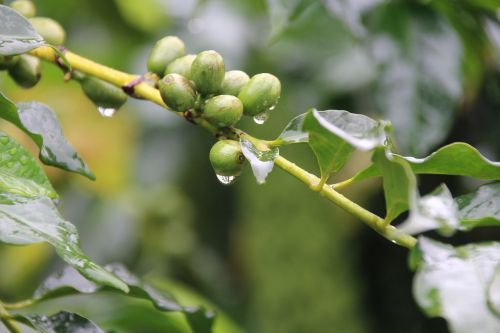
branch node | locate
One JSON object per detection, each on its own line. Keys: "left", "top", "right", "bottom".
{"left": 122, "top": 76, "right": 145, "bottom": 97}
{"left": 183, "top": 109, "right": 197, "bottom": 124}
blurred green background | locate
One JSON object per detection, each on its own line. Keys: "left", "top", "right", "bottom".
{"left": 1, "top": 0, "right": 500, "bottom": 332}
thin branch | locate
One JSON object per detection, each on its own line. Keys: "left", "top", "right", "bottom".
{"left": 0, "top": 301, "right": 22, "bottom": 333}
{"left": 29, "top": 46, "right": 417, "bottom": 249}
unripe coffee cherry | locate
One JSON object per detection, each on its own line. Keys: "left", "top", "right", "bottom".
{"left": 238, "top": 73, "right": 281, "bottom": 116}
{"left": 147, "top": 36, "right": 185, "bottom": 76}
{"left": 204, "top": 95, "right": 243, "bottom": 128}
{"left": 10, "top": 0, "right": 36, "bottom": 18}
{"left": 220, "top": 70, "right": 249, "bottom": 96}
{"left": 209, "top": 140, "right": 246, "bottom": 176}
{"left": 8, "top": 55, "right": 41, "bottom": 88}
{"left": 29, "top": 17, "right": 66, "bottom": 45}
{"left": 159, "top": 73, "right": 196, "bottom": 112}
{"left": 191, "top": 50, "right": 225, "bottom": 95}
{"left": 165, "top": 54, "right": 196, "bottom": 78}
{"left": 80, "top": 76, "right": 128, "bottom": 109}
{"left": 0, "top": 55, "right": 19, "bottom": 71}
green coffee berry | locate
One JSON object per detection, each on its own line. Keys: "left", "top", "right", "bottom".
{"left": 203, "top": 95, "right": 243, "bottom": 128}
{"left": 147, "top": 36, "right": 185, "bottom": 76}
{"left": 191, "top": 50, "right": 225, "bottom": 95}
{"left": 29, "top": 17, "right": 66, "bottom": 45}
{"left": 9, "top": 0, "right": 36, "bottom": 18}
{"left": 238, "top": 73, "right": 281, "bottom": 116}
{"left": 0, "top": 55, "right": 19, "bottom": 71}
{"left": 209, "top": 140, "right": 246, "bottom": 177}
{"left": 164, "top": 54, "right": 196, "bottom": 78}
{"left": 158, "top": 73, "right": 196, "bottom": 112}
{"left": 80, "top": 76, "right": 128, "bottom": 109}
{"left": 8, "top": 55, "right": 41, "bottom": 88}
{"left": 220, "top": 70, "right": 249, "bottom": 96}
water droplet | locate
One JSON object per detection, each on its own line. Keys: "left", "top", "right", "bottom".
{"left": 97, "top": 106, "right": 116, "bottom": 117}
{"left": 8, "top": 148, "right": 17, "bottom": 155}
{"left": 0, "top": 136, "right": 9, "bottom": 144}
{"left": 253, "top": 112, "right": 269, "bottom": 125}
{"left": 216, "top": 174, "right": 237, "bottom": 185}
{"left": 20, "top": 155, "right": 28, "bottom": 165}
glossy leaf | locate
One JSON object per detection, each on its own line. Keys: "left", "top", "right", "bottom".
{"left": 456, "top": 182, "right": 500, "bottom": 230}
{"left": 0, "top": 132, "right": 57, "bottom": 199}
{"left": 240, "top": 138, "right": 279, "bottom": 185}
{"left": 0, "top": 193, "right": 128, "bottom": 292}
{"left": 0, "top": 5, "right": 44, "bottom": 55}
{"left": 489, "top": 264, "right": 500, "bottom": 317}
{"left": 350, "top": 142, "right": 500, "bottom": 183}
{"left": 372, "top": 148, "right": 415, "bottom": 223}
{"left": 0, "top": 92, "right": 95, "bottom": 179}
{"left": 14, "top": 312, "right": 104, "bottom": 333}
{"left": 266, "top": 0, "right": 317, "bottom": 42}
{"left": 372, "top": 5, "right": 462, "bottom": 155}
{"left": 276, "top": 113, "right": 308, "bottom": 144}
{"left": 399, "top": 184, "right": 459, "bottom": 236}
{"left": 411, "top": 237, "right": 500, "bottom": 333}
{"left": 31, "top": 264, "right": 215, "bottom": 333}
{"left": 398, "top": 182, "right": 500, "bottom": 235}
{"left": 304, "top": 109, "right": 387, "bottom": 183}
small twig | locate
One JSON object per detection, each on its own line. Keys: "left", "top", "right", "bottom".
{"left": 0, "top": 301, "right": 22, "bottom": 333}
{"left": 29, "top": 45, "right": 418, "bottom": 249}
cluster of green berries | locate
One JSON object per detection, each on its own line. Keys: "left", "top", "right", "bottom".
{"left": 0, "top": 0, "right": 65, "bottom": 88}
{"left": 147, "top": 36, "right": 281, "bottom": 179}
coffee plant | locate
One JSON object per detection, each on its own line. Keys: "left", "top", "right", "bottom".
{"left": 0, "top": 0, "right": 499, "bottom": 332}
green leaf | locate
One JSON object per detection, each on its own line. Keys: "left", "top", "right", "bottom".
{"left": 399, "top": 184, "right": 459, "bottom": 236}
{"left": 411, "top": 237, "right": 500, "bottom": 333}
{"left": 372, "top": 4, "right": 463, "bottom": 155}
{"left": 456, "top": 182, "right": 500, "bottom": 230}
{"left": 351, "top": 142, "right": 500, "bottom": 183}
{"left": 0, "top": 193, "right": 128, "bottom": 293}
{"left": 266, "top": 0, "right": 317, "bottom": 42}
{"left": 465, "top": 0, "right": 500, "bottom": 11}
{"left": 0, "top": 5, "right": 44, "bottom": 55}
{"left": 31, "top": 264, "right": 215, "bottom": 333}
{"left": 0, "top": 92, "right": 95, "bottom": 180}
{"left": 0, "top": 132, "right": 57, "bottom": 199}
{"left": 397, "top": 182, "right": 500, "bottom": 235}
{"left": 372, "top": 148, "right": 416, "bottom": 223}
{"left": 303, "top": 109, "right": 388, "bottom": 184}
{"left": 276, "top": 113, "right": 308, "bottom": 144}
{"left": 489, "top": 264, "right": 500, "bottom": 317}
{"left": 240, "top": 138, "right": 279, "bottom": 185}
{"left": 14, "top": 312, "right": 105, "bottom": 333}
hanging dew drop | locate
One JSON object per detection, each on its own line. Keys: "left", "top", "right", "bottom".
{"left": 253, "top": 111, "right": 269, "bottom": 125}
{"left": 97, "top": 106, "right": 117, "bottom": 117}
{"left": 216, "top": 174, "right": 237, "bottom": 185}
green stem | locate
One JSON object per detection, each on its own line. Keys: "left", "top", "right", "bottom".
{"left": 0, "top": 301, "right": 22, "bottom": 333}
{"left": 29, "top": 46, "right": 418, "bottom": 249}
{"left": 274, "top": 156, "right": 417, "bottom": 249}
{"left": 2, "top": 300, "right": 35, "bottom": 310}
